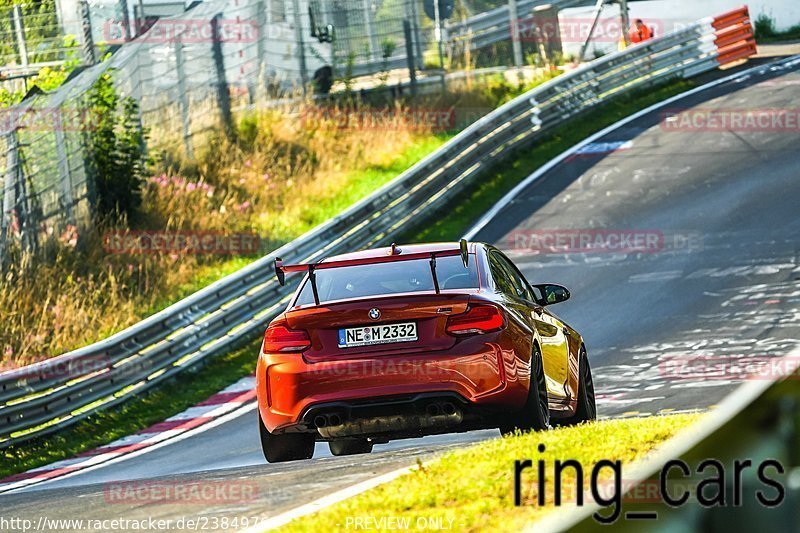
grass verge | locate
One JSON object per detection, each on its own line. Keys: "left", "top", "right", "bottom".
{"left": 0, "top": 338, "right": 260, "bottom": 479}
{"left": 280, "top": 414, "right": 702, "bottom": 531}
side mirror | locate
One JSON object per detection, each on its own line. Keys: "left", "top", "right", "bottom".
{"left": 532, "top": 283, "right": 570, "bottom": 306}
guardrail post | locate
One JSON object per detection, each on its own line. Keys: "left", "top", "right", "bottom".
{"left": 174, "top": 34, "right": 194, "bottom": 159}
{"left": 12, "top": 5, "right": 29, "bottom": 67}
{"left": 211, "top": 14, "right": 234, "bottom": 141}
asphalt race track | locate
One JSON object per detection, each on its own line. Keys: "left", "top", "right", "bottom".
{"left": 3, "top": 59, "right": 799, "bottom": 528}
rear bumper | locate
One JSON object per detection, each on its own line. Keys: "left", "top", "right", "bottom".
{"left": 256, "top": 338, "right": 529, "bottom": 434}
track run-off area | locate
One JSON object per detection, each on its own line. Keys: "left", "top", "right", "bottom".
{"left": 2, "top": 56, "right": 800, "bottom": 529}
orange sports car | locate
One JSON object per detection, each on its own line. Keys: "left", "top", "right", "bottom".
{"left": 256, "top": 240, "right": 595, "bottom": 462}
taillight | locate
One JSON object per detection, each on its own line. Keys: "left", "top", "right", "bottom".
{"left": 446, "top": 304, "right": 505, "bottom": 335}
{"left": 263, "top": 324, "right": 311, "bottom": 353}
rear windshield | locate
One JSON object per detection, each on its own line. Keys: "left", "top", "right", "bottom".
{"left": 294, "top": 255, "right": 479, "bottom": 306}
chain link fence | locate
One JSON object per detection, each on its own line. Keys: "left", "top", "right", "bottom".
{"left": 1, "top": 0, "right": 612, "bottom": 269}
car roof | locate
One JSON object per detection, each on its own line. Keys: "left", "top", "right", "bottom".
{"left": 321, "top": 242, "right": 480, "bottom": 263}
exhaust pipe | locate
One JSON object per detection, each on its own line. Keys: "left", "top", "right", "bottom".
{"left": 441, "top": 402, "right": 456, "bottom": 416}
{"left": 314, "top": 415, "right": 328, "bottom": 428}
{"left": 426, "top": 403, "right": 441, "bottom": 416}
{"left": 328, "top": 413, "right": 342, "bottom": 426}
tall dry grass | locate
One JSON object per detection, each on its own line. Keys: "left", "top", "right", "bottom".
{"left": 0, "top": 102, "right": 439, "bottom": 369}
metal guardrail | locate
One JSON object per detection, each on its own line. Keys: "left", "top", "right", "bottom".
{"left": 350, "top": 0, "right": 592, "bottom": 77}
{"left": 448, "top": 0, "right": 591, "bottom": 51}
{"left": 0, "top": 8, "right": 756, "bottom": 448}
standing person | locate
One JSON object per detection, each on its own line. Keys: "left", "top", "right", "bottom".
{"left": 629, "top": 18, "right": 653, "bottom": 43}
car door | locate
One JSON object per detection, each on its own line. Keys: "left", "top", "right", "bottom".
{"left": 488, "top": 250, "right": 570, "bottom": 400}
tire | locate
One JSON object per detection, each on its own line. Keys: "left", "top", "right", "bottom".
{"left": 559, "top": 346, "right": 597, "bottom": 426}
{"left": 500, "top": 343, "right": 550, "bottom": 435}
{"left": 258, "top": 412, "right": 315, "bottom": 463}
{"left": 328, "top": 438, "right": 373, "bottom": 456}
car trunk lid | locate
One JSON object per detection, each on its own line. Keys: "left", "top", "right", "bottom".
{"left": 286, "top": 292, "right": 473, "bottom": 359}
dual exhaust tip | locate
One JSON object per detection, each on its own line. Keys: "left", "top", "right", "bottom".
{"left": 314, "top": 413, "right": 343, "bottom": 428}
{"left": 426, "top": 401, "right": 457, "bottom": 417}
{"left": 312, "top": 401, "right": 459, "bottom": 428}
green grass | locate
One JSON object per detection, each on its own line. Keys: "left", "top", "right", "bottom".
{"left": 149, "top": 136, "right": 450, "bottom": 318}
{"left": 0, "top": 338, "right": 260, "bottom": 479}
{"left": 280, "top": 414, "right": 702, "bottom": 532}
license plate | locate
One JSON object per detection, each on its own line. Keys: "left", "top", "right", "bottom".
{"left": 338, "top": 322, "right": 417, "bottom": 348}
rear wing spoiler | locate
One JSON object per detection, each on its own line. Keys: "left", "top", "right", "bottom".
{"left": 275, "top": 239, "right": 470, "bottom": 305}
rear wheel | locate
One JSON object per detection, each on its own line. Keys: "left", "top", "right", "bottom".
{"left": 500, "top": 343, "right": 550, "bottom": 435}
{"left": 328, "top": 438, "right": 373, "bottom": 456}
{"left": 258, "top": 412, "right": 315, "bottom": 463}
{"left": 559, "top": 346, "right": 597, "bottom": 426}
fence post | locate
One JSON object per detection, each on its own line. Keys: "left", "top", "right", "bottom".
{"left": 4, "top": 131, "right": 36, "bottom": 254}
{"left": 409, "top": 0, "right": 423, "bottom": 68}
{"left": 54, "top": 112, "right": 75, "bottom": 225}
{"left": 118, "top": 0, "right": 132, "bottom": 41}
{"left": 362, "top": 0, "right": 379, "bottom": 61}
{"left": 291, "top": 0, "right": 309, "bottom": 94}
{"left": 508, "top": 0, "right": 523, "bottom": 75}
{"left": 78, "top": 0, "right": 96, "bottom": 66}
{"left": 174, "top": 34, "right": 194, "bottom": 159}
{"left": 403, "top": 20, "right": 417, "bottom": 97}
{"left": 254, "top": 0, "right": 267, "bottom": 102}
{"left": 12, "top": 5, "right": 29, "bottom": 67}
{"left": 619, "top": 0, "right": 631, "bottom": 47}
{"left": 0, "top": 134, "right": 18, "bottom": 270}
{"left": 211, "top": 14, "right": 234, "bottom": 140}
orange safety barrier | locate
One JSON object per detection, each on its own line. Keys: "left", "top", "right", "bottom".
{"left": 712, "top": 6, "right": 757, "bottom": 67}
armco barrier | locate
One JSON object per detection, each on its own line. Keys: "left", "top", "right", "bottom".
{"left": 0, "top": 8, "right": 757, "bottom": 448}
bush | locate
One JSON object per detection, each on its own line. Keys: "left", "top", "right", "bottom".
{"left": 83, "top": 72, "right": 147, "bottom": 223}
{"left": 754, "top": 13, "right": 777, "bottom": 39}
